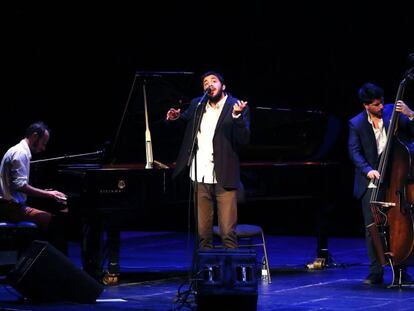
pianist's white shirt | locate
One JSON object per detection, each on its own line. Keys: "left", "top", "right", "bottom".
{"left": 0, "top": 139, "right": 31, "bottom": 204}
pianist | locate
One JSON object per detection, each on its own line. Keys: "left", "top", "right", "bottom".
{"left": 0, "top": 121, "right": 68, "bottom": 253}
{"left": 166, "top": 71, "right": 250, "bottom": 249}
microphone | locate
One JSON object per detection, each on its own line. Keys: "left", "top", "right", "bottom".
{"left": 197, "top": 86, "right": 211, "bottom": 107}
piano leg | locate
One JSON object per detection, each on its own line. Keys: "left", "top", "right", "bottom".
{"left": 316, "top": 199, "right": 329, "bottom": 260}
{"left": 102, "top": 228, "right": 120, "bottom": 286}
{"left": 308, "top": 198, "right": 334, "bottom": 269}
{"left": 81, "top": 215, "right": 121, "bottom": 285}
{"left": 81, "top": 217, "right": 105, "bottom": 280}
{"left": 106, "top": 229, "right": 120, "bottom": 274}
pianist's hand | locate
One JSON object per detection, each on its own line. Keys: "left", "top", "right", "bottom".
{"left": 166, "top": 108, "right": 181, "bottom": 121}
{"left": 46, "top": 190, "right": 68, "bottom": 203}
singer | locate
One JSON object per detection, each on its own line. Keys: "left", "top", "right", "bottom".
{"left": 166, "top": 71, "right": 250, "bottom": 249}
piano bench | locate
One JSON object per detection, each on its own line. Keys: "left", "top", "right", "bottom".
{"left": 0, "top": 221, "right": 39, "bottom": 274}
{"left": 213, "top": 224, "right": 272, "bottom": 284}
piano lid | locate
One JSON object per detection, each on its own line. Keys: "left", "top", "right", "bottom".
{"left": 106, "top": 71, "right": 342, "bottom": 165}
{"left": 108, "top": 72, "right": 196, "bottom": 165}
{"left": 240, "top": 106, "right": 342, "bottom": 162}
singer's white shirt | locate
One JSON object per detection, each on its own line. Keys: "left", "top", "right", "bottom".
{"left": 190, "top": 95, "right": 227, "bottom": 183}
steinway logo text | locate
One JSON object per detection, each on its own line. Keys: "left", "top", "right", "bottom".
{"left": 99, "top": 189, "right": 124, "bottom": 194}
{"left": 99, "top": 180, "right": 126, "bottom": 194}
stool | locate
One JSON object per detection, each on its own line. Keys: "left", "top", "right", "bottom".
{"left": 0, "top": 221, "right": 39, "bottom": 274}
{"left": 213, "top": 224, "right": 271, "bottom": 283}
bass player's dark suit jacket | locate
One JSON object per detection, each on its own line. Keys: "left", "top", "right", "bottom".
{"left": 348, "top": 104, "right": 414, "bottom": 199}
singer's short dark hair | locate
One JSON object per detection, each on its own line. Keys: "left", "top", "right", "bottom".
{"left": 358, "top": 82, "right": 384, "bottom": 105}
{"left": 25, "top": 121, "right": 50, "bottom": 138}
{"left": 201, "top": 71, "right": 225, "bottom": 85}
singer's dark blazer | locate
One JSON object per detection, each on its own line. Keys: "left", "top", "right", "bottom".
{"left": 348, "top": 104, "right": 414, "bottom": 199}
{"left": 171, "top": 94, "right": 250, "bottom": 189}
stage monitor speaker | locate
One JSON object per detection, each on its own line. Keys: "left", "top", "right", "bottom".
{"left": 6, "top": 240, "right": 104, "bottom": 303}
{"left": 196, "top": 249, "right": 258, "bottom": 311}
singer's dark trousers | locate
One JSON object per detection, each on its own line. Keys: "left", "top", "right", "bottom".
{"left": 196, "top": 182, "right": 238, "bottom": 249}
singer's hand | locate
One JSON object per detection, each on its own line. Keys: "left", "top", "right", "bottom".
{"left": 166, "top": 108, "right": 181, "bottom": 121}
{"left": 232, "top": 100, "right": 248, "bottom": 116}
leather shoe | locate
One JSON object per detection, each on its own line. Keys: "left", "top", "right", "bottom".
{"left": 363, "top": 273, "right": 383, "bottom": 285}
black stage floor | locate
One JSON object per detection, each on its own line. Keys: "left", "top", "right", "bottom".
{"left": 1, "top": 231, "right": 414, "bottom": 310}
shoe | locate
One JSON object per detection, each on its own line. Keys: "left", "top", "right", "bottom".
{"left": 363, "top": 273, "right": 383, "bottom": 285}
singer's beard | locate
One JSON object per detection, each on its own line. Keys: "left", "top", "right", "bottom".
{"left": 208, "top": 89, "right": 224, "bottom": 103}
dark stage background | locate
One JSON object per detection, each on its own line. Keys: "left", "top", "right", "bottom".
{"left": 2, "top": 3, "right": 413, "bottom": 236}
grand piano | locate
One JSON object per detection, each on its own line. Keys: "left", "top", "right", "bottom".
{"left": 55, "top": 163, "right": 186, "bottom": 284}
{"left": 43, "top": 73, "right": 344, "bottom": 282}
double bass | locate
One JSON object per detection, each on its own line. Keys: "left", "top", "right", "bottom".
{"left": 369, "top": 68, "right": 414, "bottom": 286}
